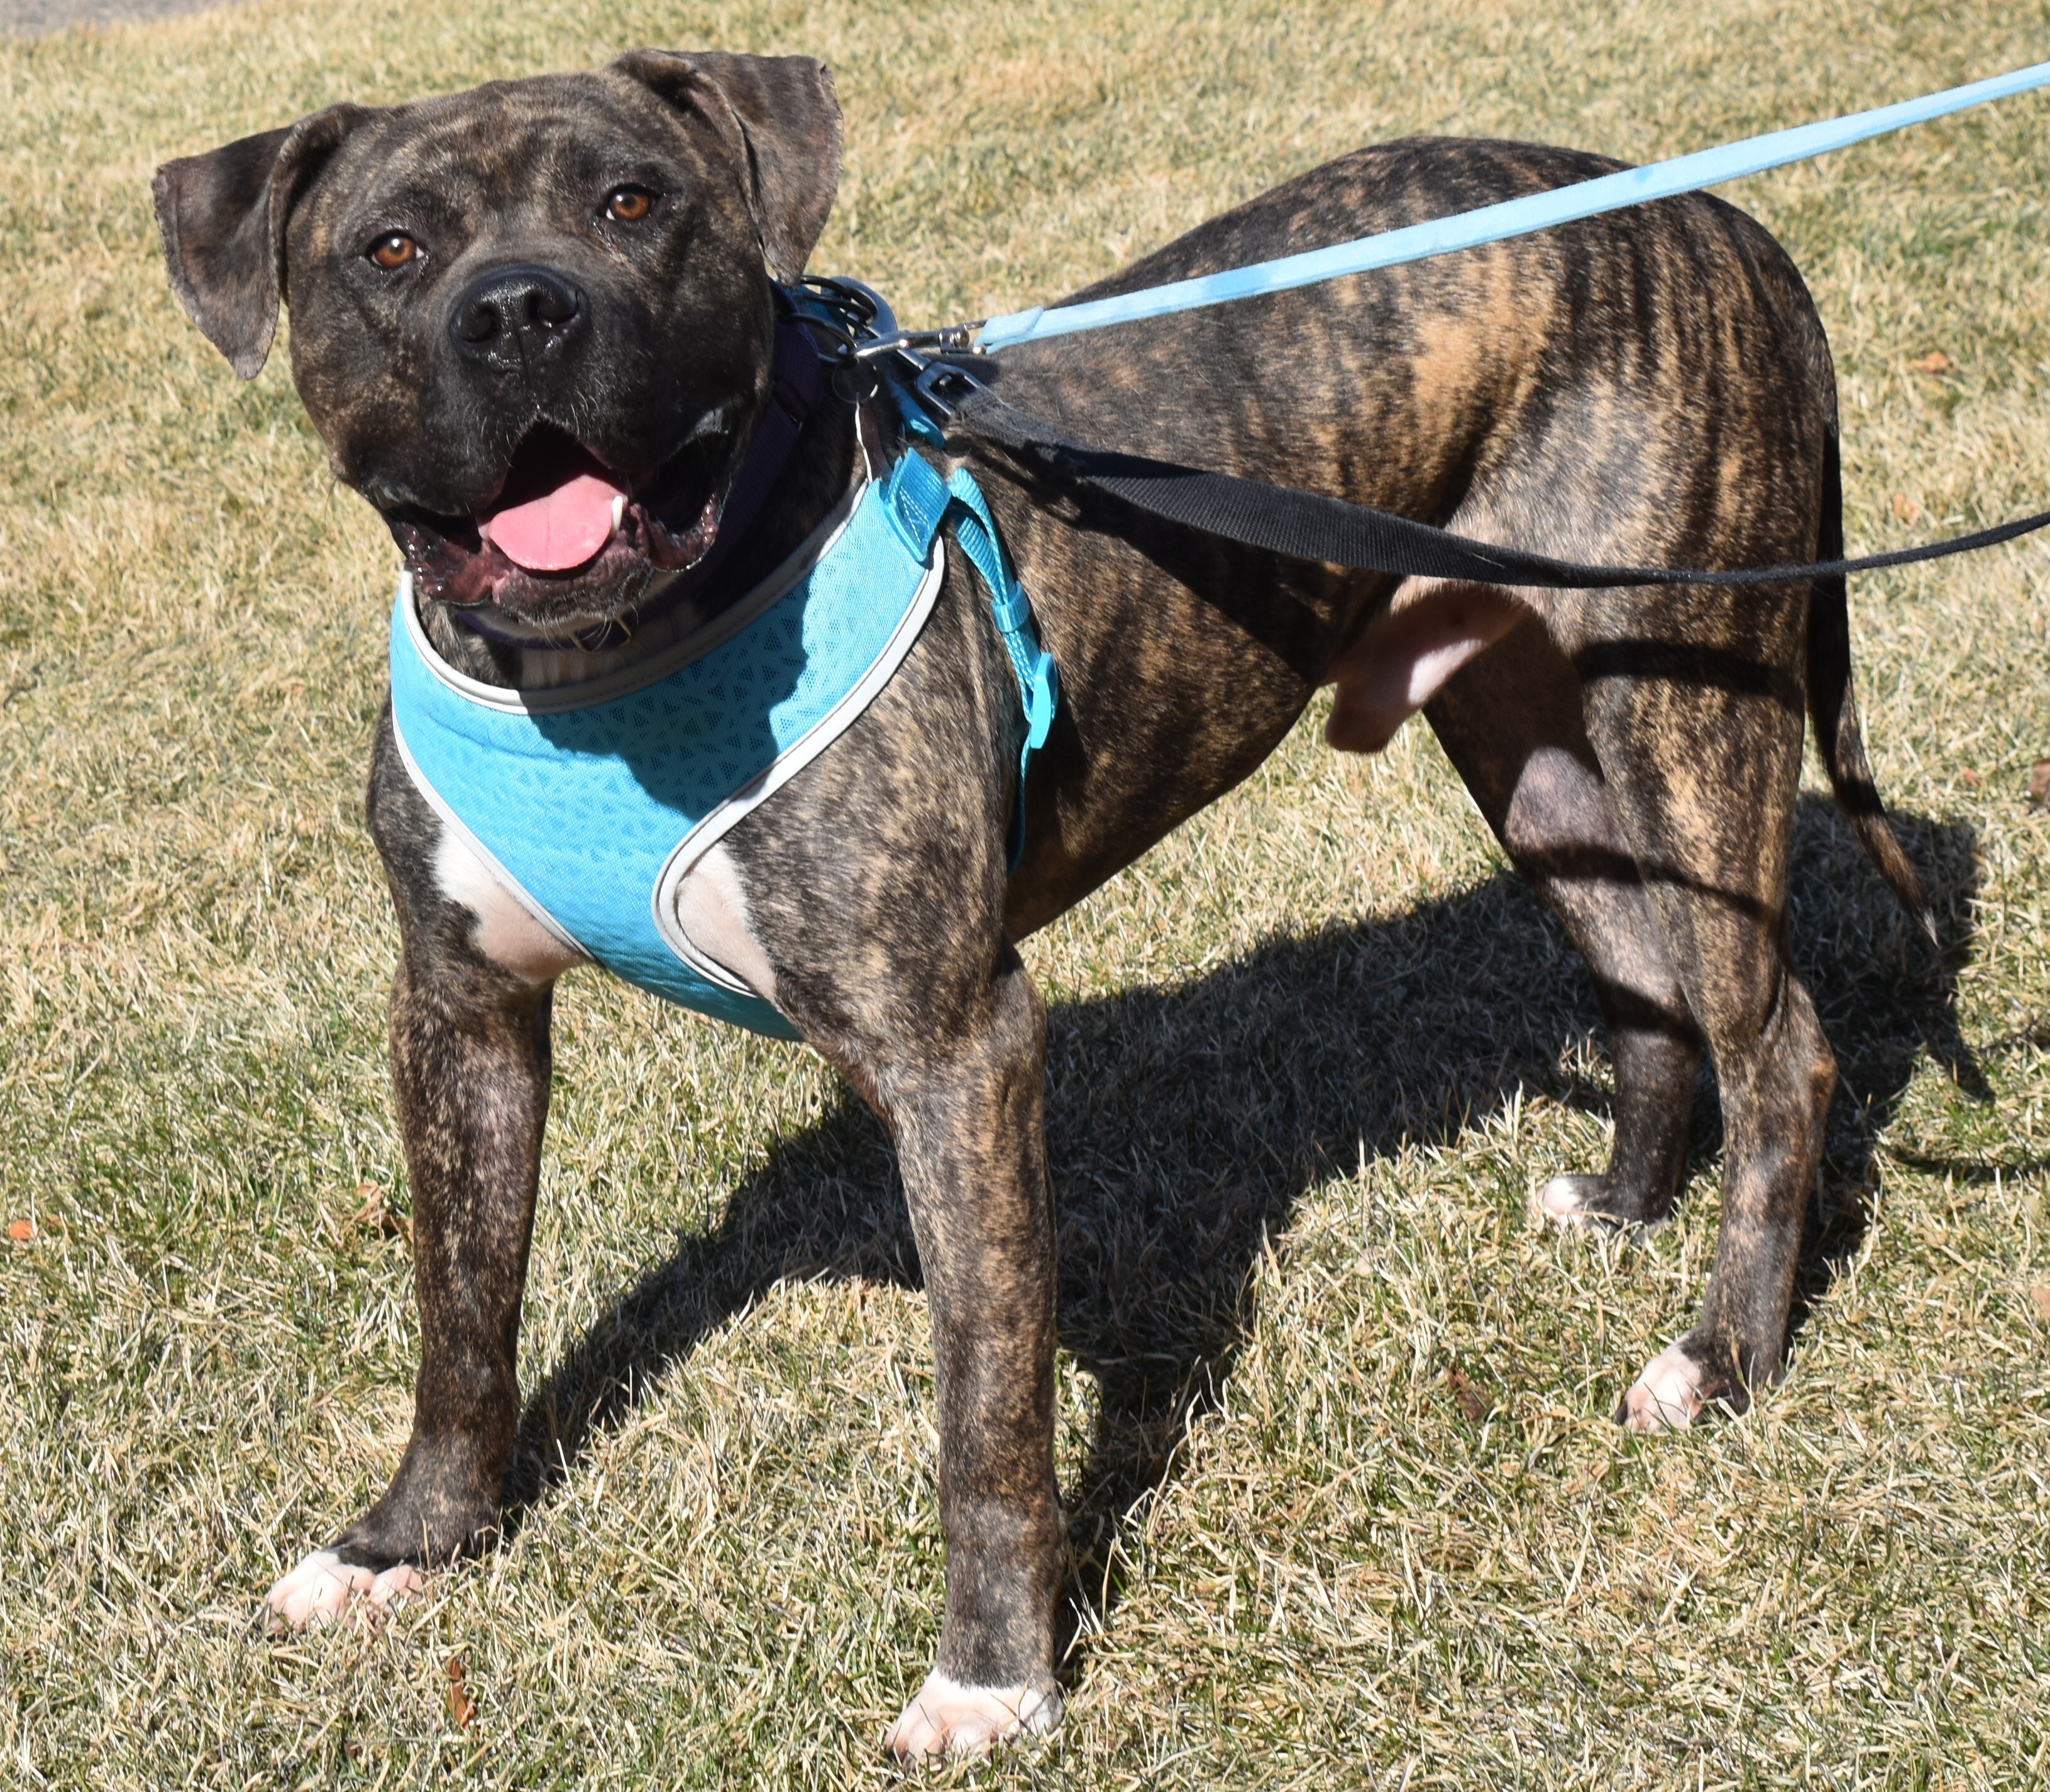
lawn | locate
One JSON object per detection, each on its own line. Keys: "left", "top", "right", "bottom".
{"left": 3, "top": 0, "right": 2049, "bottom": 1784}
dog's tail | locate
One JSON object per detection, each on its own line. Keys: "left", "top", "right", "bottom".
{"left": 1808, "top": 426, "right": 1936, "bottom": 942}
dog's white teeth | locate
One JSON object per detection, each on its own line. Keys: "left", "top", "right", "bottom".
{"left": 609, "top": 493, "right": 626, "bottom": 535}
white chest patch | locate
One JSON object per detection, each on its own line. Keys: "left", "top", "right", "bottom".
{"left": 431, "top": 822, "right": 585, "bottom": 984}
{"left": 426, "top": 795, "right": 774, "bottom": 1003}
{"left": 666, "top": 841, "right": 778, "bottom": 1002}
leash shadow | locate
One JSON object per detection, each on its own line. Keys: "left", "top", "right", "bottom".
{"left": 503, "top": 795, "right": 1980, "bottom": 1649}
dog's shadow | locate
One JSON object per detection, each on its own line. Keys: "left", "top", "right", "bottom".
{"left": 504, "top": 795, "right": 1983, "bottom": 1644}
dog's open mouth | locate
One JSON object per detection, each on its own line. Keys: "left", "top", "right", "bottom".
{"left": 387, "top": 425, "right": 728, "bottom": 634}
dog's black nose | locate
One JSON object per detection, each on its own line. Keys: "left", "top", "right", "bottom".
{"left": 449, "top": 265, "right": 587, "bottom": 370}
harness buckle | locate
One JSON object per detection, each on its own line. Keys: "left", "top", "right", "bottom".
{"left": 910, "top": 358, "right": 989, "bottom": 422}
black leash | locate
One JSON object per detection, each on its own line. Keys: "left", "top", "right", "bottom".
{"left": 935, "top": 375, "right": 2050, "bottom": 590}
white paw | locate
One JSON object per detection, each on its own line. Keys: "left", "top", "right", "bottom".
{"left": 1621, "top": 1342, "right": 1706, "bottom": 1432}
{"left": 262, "top": 1549, "right": 424, "bottom": 1630}
{"left": 1540, "top": 1173, "right": 1607, "bottom": 1225}
{"left": 885, "top": 1671, "right": 1061, "bottom": 1760}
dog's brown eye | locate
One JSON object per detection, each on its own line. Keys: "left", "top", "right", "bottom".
{"left": 368, "top": 233, "right": 419, "bottom": 270}
{"left": 604, "top": 187, "right": 654, "bottom": 223}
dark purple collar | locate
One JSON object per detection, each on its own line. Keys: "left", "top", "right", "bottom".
{"left": 455, "top": 308, "right": 828, "bottom": 653}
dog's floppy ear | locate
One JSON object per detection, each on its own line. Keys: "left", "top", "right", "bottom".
{"left": 153, "top": 105, "right": 367, "bottom": 379}
{"left": 612, "top": 50, "right": 844, "bottom": 283}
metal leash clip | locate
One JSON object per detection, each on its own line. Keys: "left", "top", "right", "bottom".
{"left": 790, "top": 276, "right": 993, "bottom": 440}
{"left": 852, "top": 321, "right": 985, "bottom": 362}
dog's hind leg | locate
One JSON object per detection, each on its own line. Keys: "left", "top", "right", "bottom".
{"left": 1573, "top": 590, "right": 1836, "bottom": 1431}
{"left": 1425, "top": 611, "right": 1702, "bottom": 1229}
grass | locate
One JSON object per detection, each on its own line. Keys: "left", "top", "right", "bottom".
{"left": 3, "top": 0, "right": 2050, "bottom": 1783}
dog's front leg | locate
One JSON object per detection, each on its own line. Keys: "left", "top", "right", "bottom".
{"left": 875, "top": 948, "right": 1064, "bottom": 1760}
{"left": 265, "top": 716, "right": 560, "bottom": 1627}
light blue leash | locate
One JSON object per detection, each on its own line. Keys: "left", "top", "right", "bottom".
{"left": 964, "top": 59, "right": 2050, "bottom": 351}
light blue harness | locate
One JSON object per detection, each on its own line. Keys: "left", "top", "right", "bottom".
{"left": 390, "top": 451, "right": 1058, "bottom": 1040}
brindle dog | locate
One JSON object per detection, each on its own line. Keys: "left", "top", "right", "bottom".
{"left": 155, "top": 50, "right": 1926, "bottom": 1757}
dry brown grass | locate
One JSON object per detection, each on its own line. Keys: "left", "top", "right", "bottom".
{"left": 3, "top": 0, "right": 2049, "bottom": 1784}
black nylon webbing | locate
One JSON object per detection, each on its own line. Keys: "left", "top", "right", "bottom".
{"left": 945, "top": 387, "right": 2050, "bottom": 589}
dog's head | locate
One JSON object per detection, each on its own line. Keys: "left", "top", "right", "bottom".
{"left": 155, "top": 52, "right": 842, "bottom": 636}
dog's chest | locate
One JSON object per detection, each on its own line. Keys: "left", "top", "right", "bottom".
{"left": 390, "top": 472, "right": 945, "bottom": 1036}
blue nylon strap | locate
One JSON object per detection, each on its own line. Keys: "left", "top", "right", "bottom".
{"left": 976, "top": 59, "right": 2050, "bottom": 350}
{"left": 882, "top": 448, "right": 952, "bottom": 559}
{"left": 881, "top": 453, "right": 1059, "bottom": 868}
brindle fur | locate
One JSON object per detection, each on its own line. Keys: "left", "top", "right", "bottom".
{"left": 156, "top": 55, "right": 1924, "bottom": 1745}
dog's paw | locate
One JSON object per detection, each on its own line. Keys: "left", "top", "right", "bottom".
{"left": 1540, "top": 1173, "right": 1672, "bottom": 1231}
{"left": 1617, "top": 1342, "right": 1707, "bottom": 1432}
{"left": 886, "top": 1673, "right": 1061, "bottom": 1760}
{"left": 1540, "top": 1173, "right": 1614, "bottom": 1227}
{"left": 263, "top": 1549, "right": 424, "bottom": 1630}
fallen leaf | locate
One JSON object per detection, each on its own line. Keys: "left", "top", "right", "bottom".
{"left": 2031, "top": 1285, "right": 2050, "bottom": 1324}
{"left": 1959, "top": 766, "right": 1980, "bottom": 788}
{"left": 2029, "top": 760, "right": 2050, "bottom": 809}
{"left": 350, "top": 1185, "right": 412, "bottom": 1242}
{"left": 1892, "top": 492, "right": 1922, "bottom": 523}
{"left": 1443, "top": 1368, "right": 1492, "bottom": 1424}
{"left": 6, "top": 1219, "right": 34, "bottom": 1242}
{"left": 1911, "top": 350, "right": 1954, "bottom": 374}
{"left": 445, "top": 1655, "right": 475, "bottom": 1729}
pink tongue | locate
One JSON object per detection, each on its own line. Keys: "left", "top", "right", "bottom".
{"left": 482, "top": 471, "right": 629, "bottom": 572}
